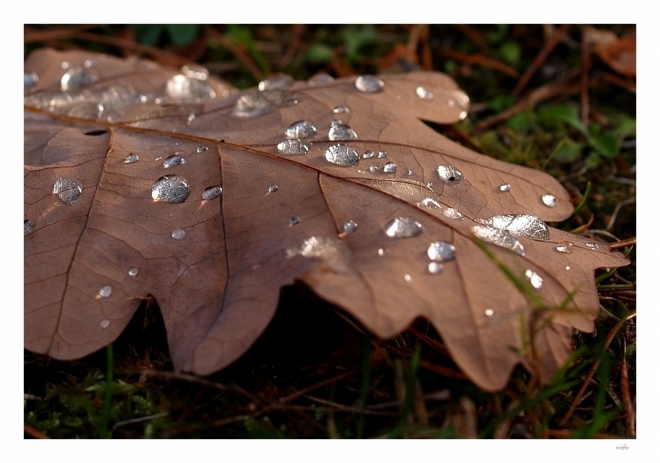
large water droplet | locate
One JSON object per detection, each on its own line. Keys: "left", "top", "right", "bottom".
{"left": 328, "top": 123, "right": 358, "bottom": 141}
{"left": 124, "top": 153, "right": 139, "bottom": 164}
{"left": 163, "top": 154, "right": 186, "bottom": 168}
{"left": 525, "top": 269, "right": 543, "bottom": 290}
{"left": 541, "top": 193, "right": 557, "bottom": 207}
{"left": 428, "top": 262, "right": 443, "bottom": 274}
{"left": 61, "top": 68, "right": 97, "bottom": 91}
{"left": 24, "top": 220, "right": 34, "bottom": 236}
{"left": 277, "top": 139, "right": 310, "bottom": 156}
{"left": 362, "top": 150, "right": 375, "bottom": 159}
{"left": 471, "top": 225, "right": 525, "bottom": 256}
{"left": 478, "top": 214, "right": 550, "bottom": 241}
{"left": 259, "top": 73, "right": 294, "bottom": 91}
{"left": 128, "top": 267, "right": 139, "bottom": 277}
{"left": 355, "top": 75, "right": 385, "bottom": 93}
{"left": 202, "top": 185, "right": 223, "bottom": 201}
{"left": 427, "top": 241, "right": 456, "bottom": 262}
{"left": 324, "top": 144, "right": 359, "bottom": 166}
{"left": 285, "top": 120, "right": 317, "bottom": 139}
{"left": 436, "top": 165, "right": 464, "bottom": 185}
{"left": 232, "top": 89, "right": 298, "bottom": 118}
{"left": 171, "top": 228, "right": 187, "bottom": 239}
{"left": 416, "top": 86, "right": 434, "bottom": 101}
{"left": 383, "top": 162, "right": 397, "bottom": 174}
{"left": 498, "top": 183, "right": 511, "bottom": 192}
{"left": 24, "top": 72, "right": 39, "bottom": 90}
{"left": 53, "top": 178, "right": 83, "bottom": 205}
{"left": 151, "top": 175, "right": 190, "bottom": 203}
{"left": 98, "top": 285, "right": 112, "bottom": 298}
{"left": 343, "top": 220, "right": 358, "bottom": 234}
{"left": 166, "top": 74, "right": 216, "bottom": 100}
{"left": 384, "top": 217, "right": 424, "bottom": 238}
{"left": 333, "top": 105, "right": 350, "bottom": 114}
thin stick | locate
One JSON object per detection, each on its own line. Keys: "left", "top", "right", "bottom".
{"left": 609, "top": 237, "right": 636, "bottom": 250}
{"left": 205, "top": 28, "right": 265, "bottom": 81}
{"left": 436, "top": 48, "right": 520, "bottom": 78}
{"left": 24, "top": 423, "right": 50, "bottom": 439}
{"left": 580, "top": 25, "right": 592, "bottom": 126}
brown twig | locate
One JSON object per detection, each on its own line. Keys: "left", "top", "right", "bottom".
{"left": 557, "top": 312, "right": 636, "bottom": 426}
{"left": 205, "top": 28, "right": 265, "bottom": 81}
{"left": 580, "top": 25, "right": 592, "bottom": 126}
{"left": 24, "top": 423, "right": 50, "bottom": 439}
{"left": 513, "top": 24, "right": 572, "bottom": 98}
{"left": 609, "top": 237, "right": 636, "bottom": 250}
{"left": 436, "top": 48, "right": 520, "bottom": 79}
{"left": 620, "top": 338, "right": 635, "bottom": 437}
{"left": 278, "top": 24, "right": 304, "bottom": 70}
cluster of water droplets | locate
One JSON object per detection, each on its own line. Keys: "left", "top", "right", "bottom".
{"left": 165, "top": 64, "right": 216, "bottom": 101}
{"left": 471, "top": 224, "right": 525, "bottom": 256}
{"left": 426, "top": 241, "right": 456, "bottom": 274}
{"left": 477, "top": 214, "right": 550, "bottom": 241}
{"left": 277, "top": 120, "right": 317, "bottom": 156}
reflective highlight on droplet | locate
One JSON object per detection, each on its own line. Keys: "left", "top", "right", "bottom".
{"left": 362, "top": 150, "right": 375, "bottom": 159}
{"left": 100, "top": 319, "right": 110, "bottom": 328}
{"left": 498, "top": 183, "right": 511, "bottom": 192}
{"left": 525, "top": 269, "right": 543, "bottom": 290}
{"left": 61, "top": 68, "right": 97, "bottom": 91}
{"left": 541, "top": 193, "right": 557, "bottom": 207}
{"left": 416, "top": 86, "right": 434, "bottom": 101}
{"left": 471, "top": 225, "right": 525, "bottom": 256}
{"left": 478, "top": 214, "right": 550, "bottom": 241}
{"left": 417, "top": 198, "right": 443, "bottom": 210}
{"left": 152, "top": 175, "right": 190, "bottom": 203}
{"left": 384, "top": 217, "right": 424, "bottom": 238}
{"left": 355, "top": 75, "right": 385, "bottom": 93}
{"left": 171, "top": 229, "right": 187, "bottom": 239}
{"left": 585, "top": 242, "right": 600, "bottom": 250}
{"left": 53, "top": 178, "right": 83, "bottom": 205}
{"left": 383, "top": 162, "right": 397, "bottom": 174}
{"left": 268, "top": 185, "right": 279, "bottom": 193}
{"left": 428, "top": 241, "right": 456, "bottom": 262}
{"left": 333, "top": 105, "right": 350, "bottom": 114}
{"left": 277, "top": 139, "right": 310, "bottom": 155}
{"left": 202, "top": 185, "right": 223, "bottom": 201}
{"left": 377, "top": 248, "right": 390, "bottom": 257}
{"left": 324, "top": 144, "right": 359, "bottom": 166}
{"left": 259, "top": 73, "right": 294, "bottom": 91}
{"left": 484, "top": 309, "right": 494, "bottom": 317}
{"left": 343, "top": 220, "right": 358, "bottom": 234}
{"left": 285, "top": 120, "right": 317, "bottom": 139}
{"left": 128, "top": 267, "right": 139, "bottom": 277}
{"left": 443, "top": 208, "right": 463, "bottom": 220}
{"left": 232, "top": 89, "right": 298, "bottom": 118}
{"left": 98, "top": 285, "right": 112, "bottom": 298}
{"left": 436, "top": 165, "right": 464, "bottom": 185}
{"left": 428, "top": 262, "right": 443, "bottom": 274}
{"left": 377, "top": 151, "right": 387, "bottom": 159}
{"left": 163, "top": 154, "right": 185, "bottom": 168}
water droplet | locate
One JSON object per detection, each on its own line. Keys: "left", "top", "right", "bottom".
{"left": 498, "top": 183, "right": 511, "bottom": 192}
{"left": 24, "top": 220, "right": 34, "bottom": 236}
{"left": 541, "top": 193, "right": 557, "bottom": 207}
{"left": 61, "top": 68, "right": 97, "bottom": 91}
{"left": 60, "top": 61, "right": 70, "bottom": 70}
{"left": 128, "top": 267, "right": 139, "bottom": 277}
{"left": 324, "top": 144, "right": 360, "bottom": 166}
{"left": 417, "top": 198, "right": 443, "bottom": 210}
{"left": 285, "top": 120, "right": 317, "bottom": 139}
{"left": 98, "top": 285, "right": 112, "bottom": 298}
{"left": 369, "top": 165, "right": 379, "bottom": 173}
{"left": 416, "top": 86, "right": 434, "bottom": 101}
{"left": 343, "top": 220, "right": 358, "bottom": 234}
{"left": 355, "top": 75, "right": 385, "bottom": 93}
{"left": 24, "top": 72, "right": 39, "bottom": 89}
{"left": 565, "top": 266, "right": 571, "bottom": 271}
{"left": 166, "top": 74, "right": 216, "bottom": 100}
{"left": 428, "top": 262, "right": 443, "bottom": 274}
{"left": 308, "top": 73, "right": 335, "bottom": 85}
{"left": 448, "top": 89, "right": 470, "bottom": 110}
{"left": 484, "top": 309, "right": 494, "bottom": 317}
{"left": 407, "top": 169, "right": 415, "bottom": 176}
{"left": 383, "top": 162, "right": 397, "bottom": 174}
{"left": 258, "top": 73, "right": 294, "bottom": 91}
{"left": 471, "top": 225, "right": 525, "bottom": 256}
{"left": 478, "top": 214, "right": 550, "bottom": 241}
{"left": 124, "top": 153, "right": 139, "bottom": 164}
{"left": 53, "top": 178, "right": 83, "bottom": 205}
{"left": 196, "top": 145, "right": 209, "bottom": 153}
{"left": 443, "top": 208, "right": 463, "bottom": 220}
{"left": 427, "top": 241, "right": 456, "bottom": 262}
{"left": 201, "top": 185, "right": 223, "bottom": 201}
{"left": 377, "top": 248, "right": 390, "bottom": 257}
{"left": 151, "top": 175, "right": 190, "bottom": 203}
{"left": 181, "top": 64, "right": 209, "bottom": 80}
{"left": 232, "top": 89, "right": 298, "bottom": 118}
{"left": 403, "top": 274, "right": 413, "bottom": 282}
{"left": 100, "top": 319, "right": 110, "bottom": 328}
{"left": 436, "top": 165, "right": 464, "bottom": 185}
{"left": 377, "top": 150, "right": 387, "bottom": 159}
{"left": 289, "top": 216, "right": 301, "bottom": 226}
{"left": 362, "top": 150, "right": 375, "bottom": 159}
{"left": 384, "top": 217, "right": 424, "bottom": 238}
{"left": 268, "top": 184, "right": 279, "bottom": 193}
{"left": 163, "top": 154, "right": 186, "bottom": 168}
{"left": 277, "top": 139, "right": 310, "bottom": 156}
{"left": 328, "top": 123, "right": 358, "bottom": 141}
{"left": 555, "top": 245, "right": 571, "bottom": 254}
{"left": 154, "top": 156, "right": 163, "bottom": 161}
{"left": 333, "top": 105, "right": 350, "bottom": 114}
{"left": 171, "top": 228, "right": 187, "bottom": 239}
{"left": 585, "top": 242, "right": 600, "bottom": 250}
{"left": 186, "top": 113, "right": 196, "bottom": 125}
{"left": 525, "top": 269, "right": 543, "bottom": 290}
{"left": 83, "top": 58, "right": 97, "bottom": 69}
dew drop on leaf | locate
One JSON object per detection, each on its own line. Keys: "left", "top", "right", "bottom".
{"left": 196, "top": 145, "right": 209, "bottom": 153}
{"left": 163, "top": 154, "right": 186, "bottom": 168}
{"left": 128, "top": 267, "right": 139, "bottom": 277}
{"left": 53, "top": 178, "right": 83, "bottom": 205}
{"left": 151, "top": 175, "right": 190, "bottom": 203}
{"left": 98, "top": 285, "right": 112, "bottom": 298}
{"left": 343, "top": 220, "right": 358, "bottom": 234}
{"left": 417, "top": 198, "right": 443, "bottom": 210}
{"left": 484, "top": 309, "right": 494, "bottom": 317}
{"left": 166, "top": 74, "right": 216, "bottom": 100}
{"left": 328, "top": 123, "right": 358, "bottom": 141}
{"left": 498, "top": 183, "right": 511, "bottom": 192}
{"left": 427, "top": 241, "right": 456, "bottom": 262}
{"left": 416, "top": 86, "right": 434, "bottom": 101}
{"left": 61, "top": 68, "right": 97, "bottom": 91}
{"left": 428, "top": 262, "right": 444, "bottom": 274}
{"left": 201, "top": 185, "right": 223, "bottom": 201}
{"left": 100, "top": 319, "right": 110, "bottom": 328}
{"left": 541, "top": 193, "right": 556, "bottom": 207}
{"left": 403, "top": 274, "right": 413, "bottom": 282}
{"left": 478, "top": 214, "right": 550, "bottom": 241}
{"left": 268, "top": 184, "right": 279, "bottom": 193}
{"left": 277, "top": 139, "right": 310, "bottom": 155}
{"left": 124, "top": 153, "right": 139, "bottom": 164}
{"left": 333, "top": 105, "right": 350, "bottom": 114}
{"left": 369, "top": 165, "right": 379, "bottom": 173}
{"left": 171, "top": 229, "right": 187, "bottom": 239}
{"left": 383, "top": 162, "right": 397, "bottom": 174}
{"left": 355, "top": 75, "right": 385, "bottom": 93}
{"left": 181, "top": 64, "right": 209, "bottom": 80}
{"left": 377, "top": 151, "right": 387, "bottom": 159}
{"left": 585, "top": 242, "right": 600, "bottom": 250}
{"left": 377, "top": 248, "right": 390, "bottom": 257}
{"left": 471, "top": 225, "right": 525, "bottom": 256}
{"left": 443, "top": 208, "right": 463, "bottom": 220}
{"left": 24, "top": 72, "right": 39, "bottom": 89}
{"left": 384, "top": 217, "right": 424, "bottom": 238}
{"left": 258, "top": 73, "right": 294, "bottom": 91}
{"left": 324, "top": 144, "right": 359, "bottom": 166}
{"left": 407, "top": 169, "right": 415, "bottom": 176}
{"left": 232, "top": 89, "right": 298, "bottom": 118}
{"left": 436, "top": 165, "right": 464, "bottom": 185}
{"left": 362, "top": 150, "right": 375, "bottom": 159}
{"left": 285, "top": 120, "right": 317, "bottom": 139}
{"left": 24, "top": 220, "right": 34, "bottom": 236}
{"left": 525, "top": 269, "right": 543, "bottom": 289}
{"left": 289, "top": 216, "right": 301, "bottom": 226}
